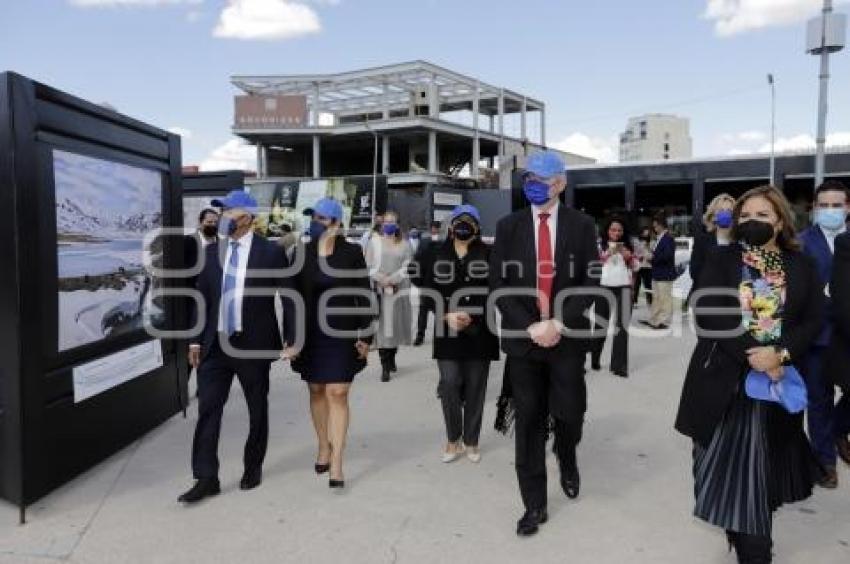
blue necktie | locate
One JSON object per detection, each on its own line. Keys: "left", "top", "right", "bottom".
{"left": 223, "top": 241, "right": 239, "bottom": 336}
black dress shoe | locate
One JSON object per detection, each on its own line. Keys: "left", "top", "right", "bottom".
{"left": 178, "top": 478, "right": 221, "bottom": 503}
{"left": 560, "top": 465, "right": 581, "bottom": 499}
{"left": 836, "top": 435, "right": 850, "bottom": 466}
{"left": 516, "top": 508, "right": 548, "bottom": 537}
{"left": 381, "top": 368, "right": 391, "bottom": 382}
{"left": 413, "top": 336, "right": 424, "bottom": 347}
{"left": 239, "top": 469, "right": 262, "bottom": 491}
{"left": 329, "top": 479, "right": 345, "bottom": 489}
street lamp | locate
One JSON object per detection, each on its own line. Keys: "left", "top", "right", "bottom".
{"left": 767, "top": 73, "right": 776, "bottom": 185}
{"left": 806, "top": 0, "right": 847, "bottom": 189}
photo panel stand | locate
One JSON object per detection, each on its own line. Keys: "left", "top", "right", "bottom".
{"left": 0, "top": 72, "right": 187, "bottom": 523}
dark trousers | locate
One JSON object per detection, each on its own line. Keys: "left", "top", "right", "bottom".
{"left": 727, "top": 531, "right": 773, "bottom": 563}
{"left": 437, "top": 359, "right": 491, "bottom": 446}
{"left": 509, "top": 351, "right": 586, "bottom": 510}
{"left": 803, "top": 347, "right": 850, "bottom": 467}
{"left": 378, "top": 347, "right": 398, "bottom": 369}
{"left": 416, "top": 299, "right": 432, "bottom": 340}
{"left": 192, "top": 339, "right": 271, "bottom": 479}
{"left": 634, "top": 267, "right": 653, "bottom": 305}
{"left": 591, "top": 286, "right": 632, "bottom": 374}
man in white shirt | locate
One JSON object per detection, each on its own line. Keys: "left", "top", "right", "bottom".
{"left": 489, "top": 150, "right": 600, "bottom": 537}
{"left": 180, "top": 190, "right": 297, "bottom": 504}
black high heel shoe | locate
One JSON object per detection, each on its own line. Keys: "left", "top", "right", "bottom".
{"left": 329, "top": 478, "right": 345, "bottom": 489}
{"left": 314, "top": 463, "right": 330, "bottom": 474}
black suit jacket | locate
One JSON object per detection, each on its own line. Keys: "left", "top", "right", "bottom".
{"left": 825, "top": 232, "right": 850, "bottom": 391}
{"left": 193, "top": 234, "right": 295, "bottom": 361}
{"left": 675, "top": 245, "right": 823, "bottom": 446}
{"left": 489, "top": 205, "right": 600, "bottom": 358}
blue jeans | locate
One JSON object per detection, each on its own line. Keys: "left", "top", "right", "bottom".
{"left": 803, "top": 347, "right": 850, "bottom": 467}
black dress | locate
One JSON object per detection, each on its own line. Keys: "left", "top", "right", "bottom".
{"left": 291, "top": 237, "right": 374, "bottom": 384}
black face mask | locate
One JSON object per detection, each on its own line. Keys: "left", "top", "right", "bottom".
{"left": 201, "top": 225, "right": 218, "bottom": 238}
{"left": 736, "top": 220, "right": 776, "bottom": 248}
{"left": 452, "top": 222, "right": 476, "bottom": 241}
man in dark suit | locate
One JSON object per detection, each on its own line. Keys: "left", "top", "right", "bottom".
{"left": 181, "top": 208, "right": 220, "bottom": 387}
{"left": 490, "top": 151, "right": 600, "bottom": 536}
{"left": 644, "top": 214, "right": 676, "bottom": 329}
{"left": 827, "top": 232, "right": 850, "bottom": 466}
{"left": 179, "top": 190, "right": 297, "bottom": 503}
{"left": 800, "top": 180, "right": 850, "bottom": 488}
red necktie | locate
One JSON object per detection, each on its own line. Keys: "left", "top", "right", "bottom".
{"left": 537, "top": 212, "right": 554, "bottom": 319}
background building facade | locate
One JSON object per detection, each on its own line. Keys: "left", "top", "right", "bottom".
{"left": 619, "top": 113, "right": 692, "bottom": 162}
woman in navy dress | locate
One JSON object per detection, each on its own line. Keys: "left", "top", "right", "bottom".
{"left": 291, "top": 198, "right": 374, "bottom": 489}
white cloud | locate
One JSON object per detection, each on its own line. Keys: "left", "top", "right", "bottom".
{"left": 703, "top": 0, "right": 849, "bottom": 37}
{"left": 70, "top": 0, "right": 202, "bottom": 6}
{"left": 200, "top": 139, "right": 257, "bottom": 172}
{"left": 213, "top": 0, "right": 321, "bottom": 40}
{"left": 167, "top": 126, "right": 193, "bottom": 139}
{"left": 552, "top": 133, "right": 618, "bottom": 163}
{"left": 717, "top": 129, "right": 850, "bottom": 154}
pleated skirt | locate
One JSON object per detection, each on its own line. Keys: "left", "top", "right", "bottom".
{"left": 692, "top": 391, "right": 818, "bottom": 536}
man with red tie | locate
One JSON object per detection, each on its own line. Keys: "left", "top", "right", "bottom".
{"left": 490, "top": 150, "right": 600, "bottom": 536}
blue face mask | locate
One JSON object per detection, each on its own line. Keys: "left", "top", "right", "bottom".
{"left": 218, "top": 216, "right": 237, "bottom": 238}
{"left": 814, "top": 208, "right": 847, "bottom": 231}
{"left": 382, "top": 223, "right": 399, "bottom": 236}
{"left": 715, "top": 209, "right": 734, "bottom": 229}
{"left": 308, "top": 220, "right": 327, "bottom": 240}
{"left": 523, "top": 179, "right": 552, "bottom": 206}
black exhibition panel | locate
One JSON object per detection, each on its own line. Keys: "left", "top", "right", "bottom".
{"left": 0, "top": 72, "right": 187, "bottom": 512}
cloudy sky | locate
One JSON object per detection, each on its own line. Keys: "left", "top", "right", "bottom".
{"left": 2, "top": 0, "right": 849, "bottom": 169}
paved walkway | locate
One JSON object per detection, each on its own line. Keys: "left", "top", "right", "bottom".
{"left": 1, "top": 309, "right": 848, "bottom": 563}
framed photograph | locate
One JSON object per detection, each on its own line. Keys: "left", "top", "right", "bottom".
{"left": 54, "top": 149, "right": 164, "bottom": 352}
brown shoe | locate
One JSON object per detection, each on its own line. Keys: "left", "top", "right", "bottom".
{"left": 817, "top": 466, "right": 839, "bottom": 489}
{"left": 837, "top": 436, "right": 850, "bottom": 466}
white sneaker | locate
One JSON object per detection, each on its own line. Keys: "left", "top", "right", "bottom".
{"left": 466, "top": 447, "right": 481, "bottom": 463}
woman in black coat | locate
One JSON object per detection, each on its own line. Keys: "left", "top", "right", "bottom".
{"left": 290, "top": 198, "right": 374, "bottom": 489}
{"left": 689, "top": 193, "right": 737, "bottom": 301}
{"left": 424, "top": 205, "right": 499, "bottom": 464}
{"left": 825, "top": 232, "right": 850, "bottom": 464}
{"left": 675, "top": 185, "right": 823, "bottom": 563}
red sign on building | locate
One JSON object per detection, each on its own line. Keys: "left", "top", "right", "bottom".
{"left": 234, "top": 95, "right": 309, "bottom": 129}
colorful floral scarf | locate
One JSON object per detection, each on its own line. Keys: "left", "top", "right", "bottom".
{"left": 739, "top": 248, "right": 786, "bottom": 344}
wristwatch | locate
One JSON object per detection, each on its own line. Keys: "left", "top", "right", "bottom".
{"left": 773, "top": 346, "right": 792, "bottom": 366}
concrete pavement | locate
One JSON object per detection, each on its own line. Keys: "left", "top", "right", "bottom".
{"left": 1, "top": 309, "right": 849, "bottom": 563}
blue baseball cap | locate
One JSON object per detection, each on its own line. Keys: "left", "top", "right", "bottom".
{"left": 313, "top": 197, "right": 344, "bottom": 221}
{"left": 525, "top": 150, "right": 566, "bottom": 179}
{"left": 211, "top": 189, "right": 258, "bottom": 215}
{"left": 744, "top": 366, "right": 808, "bottom": 414}
{"left": 450, "top": 204, "right": 481, "bottom": 224}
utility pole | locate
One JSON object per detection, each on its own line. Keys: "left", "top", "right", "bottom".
{"left": 807, "top": 0, "right": 846, "bottom": 189}
{"left": 768, "top": 73, "right": 776, "bottom": 185}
